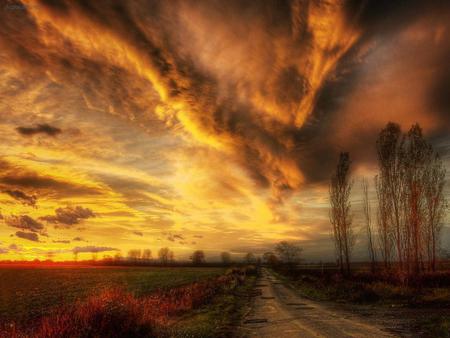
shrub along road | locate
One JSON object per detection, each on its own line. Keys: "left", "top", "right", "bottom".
{"left": 238, "top": 268, "right": 393, "bottom": 337}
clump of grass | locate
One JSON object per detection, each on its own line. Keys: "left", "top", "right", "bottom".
{"left": 170, "top": 273, "right": 257, "bottom": 337}
{"left": 1, "top": 274, "right": 238, "bottom": 338}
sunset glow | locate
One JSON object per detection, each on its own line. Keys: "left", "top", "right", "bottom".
{"left": 0, "top": 0, "right": 449, "bottom": 262}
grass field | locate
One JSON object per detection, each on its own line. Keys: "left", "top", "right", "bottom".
{"left": 0, "top": 266, "right": 225, "bottom": 323}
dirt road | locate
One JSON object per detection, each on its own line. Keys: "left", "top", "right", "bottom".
{"left": 238, "top": 269, "right": 395, "bottom": 337}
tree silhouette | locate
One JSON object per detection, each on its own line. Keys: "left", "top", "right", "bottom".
{"left": 263, "top": 252, "right": 279, "bottom": 266}
{"left": 329, "top": 152, "right": 354, "bottom": 275}
{"left": 376, "top": 122, "right": 404, "bottom": 271}
{"left": 142, "top": 249, "right": 152, "bottom": 261}
{"left": 375, "top": 122, "right": 447, "bottom": 276}
{"left": 275, "top": 241, "right": 302, "bottom": 268}
{"left": 221, "top": 251, "right": 231, "bottom": 264}
{"left": 191, "top": 250, "right": 205, "bottom": 265}
{"left": 158, "top": 247, "right": 173, "bottom": 265}
{"left": 127, "top": 249, "right": 141, "bottom": 262}
{"left": 362, "top": 178, "right": 376, "bottom": 272}
{"left": 245, "top": 252, "right": 255, "bottom": 264}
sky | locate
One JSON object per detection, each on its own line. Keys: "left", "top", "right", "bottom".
{"left": 0, "top": 0, "right": 449, "bottom": 261}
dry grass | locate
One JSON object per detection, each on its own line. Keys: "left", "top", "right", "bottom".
{"left": 1, "top": 274, "right": 236, "bottom": 338}
{"left": 272, "top": 266, "right": 450, "bottom": 305}
{"left": 0, "top": 266, "right": 224, "bottom": 322}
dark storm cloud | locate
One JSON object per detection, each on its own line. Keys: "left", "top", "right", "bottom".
{"left": 1, "top": 0, "right": 449, "bottom": 195}
{"left": 429, "top": 48, "right": 450, "bottom": 129}
{"left": 301, "top": 0, "right": 450, "bottom": 176}
{"left": 72, "top": 246, "right": 119, "bottom": 254}
{"left": 6, "top": 215, "right": 44, "bottom": 232}
{"left": 133, "top": 231, "right": 143, "bottom": 236}
{"left": 2, "top": 189, "right": 36, "bottom": 206}
{"left": 15, "top": 231, "right": 39, "bottom": 242}
{"left": 346, "top": 0, "right": 450, "bottom": 37}
{"left": 1, "top": 0, "right": 357, "bottom": 193}
{"left": 1, "top": 171, "right": 102, "bottom": 197}
{"left": 52, "top": 239, "right": 70, "bottom": 244}
{"left": 41, "top": 206, "right": 95, "bottom": 228}
{"left": 16, "top": 123, "right": 62, "bottom": 137}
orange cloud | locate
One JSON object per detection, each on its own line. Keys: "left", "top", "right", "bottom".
{"left": 0, "top": 1, "right": 448, "bottom": 261}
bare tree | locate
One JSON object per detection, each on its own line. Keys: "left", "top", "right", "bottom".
{"left": 275, "top": 241, "right": 302, "bottom": 268}
{"left": 376, "top": 122, "right": 405, "bottom": 270}
{"left": 362, "top": 178, "right": 376, "bottom": 272}
{"left": 403, "top": 124, "right": 428, "bottom": 274}
{"left": 142, "top": 249, "right": 152, "bottom": 261}
{"left": 114, "top": 252, "right": 123, "bottom": 262}
{"left": 191, "top": 250, "right": 205, "bottom": 265}
{"left": 329, "top": 152, "right": 354, "bottom": 275}
{"left": 158, "top": 247, "right": 172, "bottom": 265}
{"left": 221, "top": 251, "right": 231, "bottom": 265}
{"left": 375, "top": 175, "right": 393, "bottom": 269}
{"left": 127, "top": 249, "right": 141, "bottom": 262}
{"left": 423, "top": 151, "right": 447, "bottom": 271}
{"left": 375, "top": 122, "right": 447, "bottom": 277}
{"left": 263, "top": 252, "right": 279, "bottom": 266}
{"left": 245, "top": 252, "right": 255, "bottom": 264}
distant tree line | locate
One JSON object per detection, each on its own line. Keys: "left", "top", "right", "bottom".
{"left": 92, "top": 244, "right": 305, "bottom": 268}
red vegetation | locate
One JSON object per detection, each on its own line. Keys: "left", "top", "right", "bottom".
{"left": 1, "top": 274, "right": 237, "bottom": 338}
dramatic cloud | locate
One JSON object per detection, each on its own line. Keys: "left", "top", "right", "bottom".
{"left": 0, "top": 0, "right": 352, "bottom": 194}
{"left": 72, "top": 246, "right": 119, "bottom": 254}
{"left": 15, "top": 231, "right": 39, "bottom": 242}
{"left": 16, "top": 123, "right": 62, "bottom": 137}
{"left": 2, "top": 0, "right": 443, "bottom": 195}
{"left": 41, "top": 206, "right": 95, "bottom": 228}
{"left": 0, "top": 172, "right": 102, "bottom": 198}
{"left": 2, "top": 189, "right": 36, "bottom": 206}
{"left": 0, "top": 0, "right": 448, "bottom": 260}
{"left": 52, "top": 239, "right": 70, "bottom": 244}
{"left": 133, "top": 231, "right": 143, "bottom": 237}
{"left": 6, "top": 215, "right": 45, "bottom": 233}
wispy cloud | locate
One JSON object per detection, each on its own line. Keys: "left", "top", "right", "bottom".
{"left": 72, "top": 246, "right": 119, "bottom": 254}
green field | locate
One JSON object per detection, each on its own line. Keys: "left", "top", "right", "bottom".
{"left": 0, "top": 266, "right": 225, "bottom": 322}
